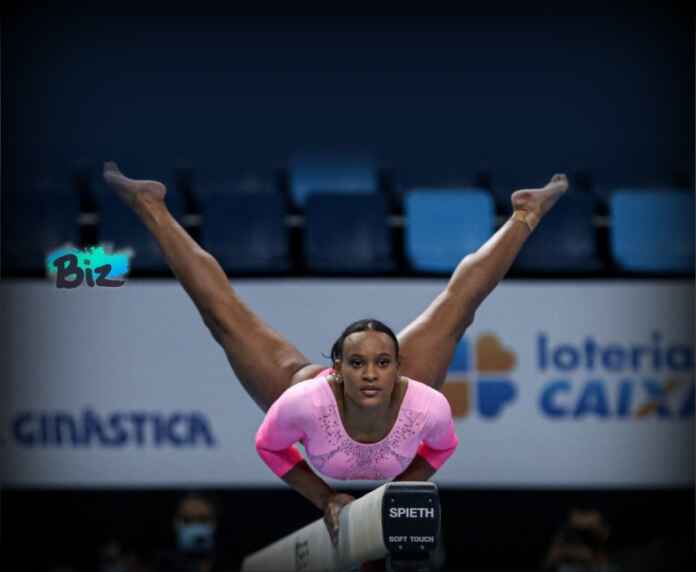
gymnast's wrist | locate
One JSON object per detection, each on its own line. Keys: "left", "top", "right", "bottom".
{"left": 318, "top": 489, "right": 339, "bottom": 511}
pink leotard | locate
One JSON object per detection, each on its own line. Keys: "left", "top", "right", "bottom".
{"left": 255, "top": 370, "right": 458, "bottom": 481}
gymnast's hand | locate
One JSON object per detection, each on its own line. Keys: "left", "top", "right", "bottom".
{"left": 322, "top": 492, "right": 355, "bottom": 547}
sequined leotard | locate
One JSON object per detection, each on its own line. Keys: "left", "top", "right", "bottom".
{"left": 255, "top": 370, "right": 458, "bottom": 480}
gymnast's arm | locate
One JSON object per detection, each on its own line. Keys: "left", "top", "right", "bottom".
{"left": 394, "top": 390, "right": 458, "bottom": 482}
{"left": 278, "top": 459, "right": 338, "bottom": 509}
{"left": 281, "top": 462, "right": 357, "bottom": 548}
{"left": 255, "top": 384, "right": 353, "bottom": 543}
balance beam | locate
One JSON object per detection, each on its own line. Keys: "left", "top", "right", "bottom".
{"left": 241, "top": 482, "right": 440, "bottom": 572}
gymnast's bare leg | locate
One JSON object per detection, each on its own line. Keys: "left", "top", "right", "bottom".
{"left": 102, "top": 161, "right": 321, "bottom": 411}
{"left": 397, "top": 174, "right": 569, "bottom": 390}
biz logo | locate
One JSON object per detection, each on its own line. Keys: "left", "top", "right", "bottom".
{"left": 442, "top": 333, "right": 517, "bottom": 419}
{"left": 46, "top": 244, "right": 132, "bottom": 288}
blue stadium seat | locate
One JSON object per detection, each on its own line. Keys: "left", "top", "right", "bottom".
{"left": 304, "top": 193, "right": 393, "bottom": 273}
{"left": 513, "top": 192, "right": 603, "bottom": 272}
{"left": 288, "top": 152, "right": 378, "bottom": 208}
{"left": 610, "top": 189, "right": 694, "bottom": 272}
{"left": 97, "top": 180, "right": 186, "bottom": 273}
{"left": 405, "top": 188, "right": 494, "bottom": 273}
{"left": 4, "top": 181, "right": 80, "bottom": 275}
{"left": 199, "top": 190, "right": 289, "bottom": 273}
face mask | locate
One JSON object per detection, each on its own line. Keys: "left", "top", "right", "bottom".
{"left": 176, "top": 522, "right": 215, "bottom": 554}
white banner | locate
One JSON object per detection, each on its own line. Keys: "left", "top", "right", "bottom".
{"left": 1, "top": 280, "right": 693, "bottom": 487}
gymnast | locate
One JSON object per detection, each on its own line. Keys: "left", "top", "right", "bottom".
{"left": 103, "top": 161, "right": 568, "bottom": 557}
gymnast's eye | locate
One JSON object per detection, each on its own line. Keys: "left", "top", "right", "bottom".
{"left": 350, "top": 358, "right": 363, "bottom": 368}
{"left": 378, "top": 358, "right": 391, "bottom": 367}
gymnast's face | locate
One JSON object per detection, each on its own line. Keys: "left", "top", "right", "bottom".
{"left": 335, "top": 330, "right": 400, "bottom": 408}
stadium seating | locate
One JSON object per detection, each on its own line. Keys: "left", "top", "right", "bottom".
{"left": 4, "top": 181, "right": 80, "bottom": 275}
{"left": 304, "top": 192, "right": 393, "bottom": 273}
{"left": 513, "top": 192, "right": 603, "bottom": 272}
{"left": 288, "top": 151, "right": 378, "bottom": 208}
{"left": 404, "top": 188, "right": 495, "bottom": 273}
{"left": 199, "top": 188, "right": 290, "bottom": 273}
{"left": 97, "top": 179, "right": 186, "bottom": 273}
{"left": 610, "top": 189, "right": 694, "bottom": 272}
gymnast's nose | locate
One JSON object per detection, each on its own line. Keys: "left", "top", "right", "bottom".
{"left": 363, "top": 362, "right": 378, "bottom": 382}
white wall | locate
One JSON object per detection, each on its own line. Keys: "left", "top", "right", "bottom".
{"left": 1, "top": 280, "right": 693, "bottom": 487}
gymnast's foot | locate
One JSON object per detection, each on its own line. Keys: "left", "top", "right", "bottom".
{"left": 510, "top": 173, "right": 569, "bottom": 231}
{"left": 102, "top": 161, "right": 166, "bottom": 212}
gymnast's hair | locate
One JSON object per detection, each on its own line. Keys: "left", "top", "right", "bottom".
{"left": 330, "top": 319, "right": 400, "bottom": 363}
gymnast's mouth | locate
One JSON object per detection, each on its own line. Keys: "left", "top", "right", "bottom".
{"left": 360, "top": 387, "right": 381, "bottom": 397}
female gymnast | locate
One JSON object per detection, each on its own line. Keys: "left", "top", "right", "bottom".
{"left": 103, "top": 161, "right": 568, "bottom": 564}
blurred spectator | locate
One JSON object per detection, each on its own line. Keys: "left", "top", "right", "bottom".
{"left": 611, "top": 534, "right": 695, "bottom": 572}
{"left": 98, "top": 540, "right": 129, "bottom": 572}
{"left": 98, "top": 539, "right": 149, "bottom": 572}
{"left": 542, "top": 508, "right": 695, "bottom": 572}
{"left": 152, "top": 492, "right": 227, "bottom": 572}
{"left": 543, "top": 509, "right": 618, "bottom": 572}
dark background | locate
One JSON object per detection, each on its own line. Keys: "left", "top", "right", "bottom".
{"left": 3, "top": 11, "right": 693, "bottom": 197}
{"left": 2, "top": 9, "right": 694, "bottom": 572}
{"left": 3, "top": 487, "right": 693, "bottom": 571}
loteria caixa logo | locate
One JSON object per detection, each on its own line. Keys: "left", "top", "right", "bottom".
{"left": 442, "top": 333, "right": 518, "bottom": 419}
{"left": 46, "top": 244, "right": 133, "bottom": 288}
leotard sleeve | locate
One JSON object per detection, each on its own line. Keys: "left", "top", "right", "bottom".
{"left": 416, "top": 389, "right": 459, "bottom": 470}
{"left": 255, "top": 383, "right": 307, "bottom": 477}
